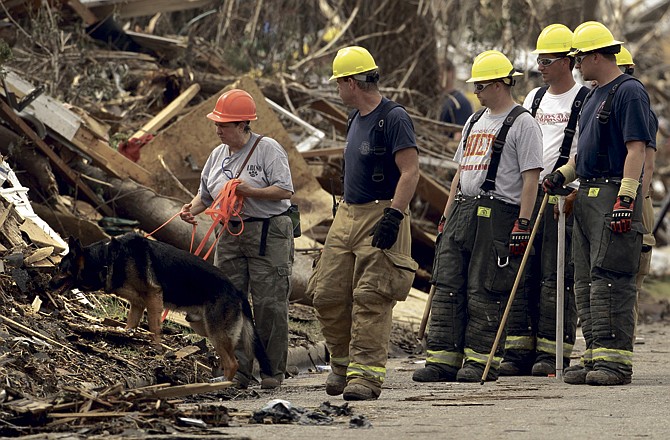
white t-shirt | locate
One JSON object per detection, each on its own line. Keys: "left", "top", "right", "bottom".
{"left": 454, "top": 105, "right": 543, "bottom": 205}
{"left": 522, "top": 83, "right": 583, "bottom": 186}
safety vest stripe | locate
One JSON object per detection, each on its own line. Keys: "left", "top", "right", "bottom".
{"left": 347, "top": 363, "right": 386, "bottom": 382}
{"left": 592, "top": 348, "right": 633, "bottom": 366}
{"left": 504, "top": 335, "right": 535, "bottom": 351}
{"left": 330, "top": 356, "right": 350, "bottom": 369}
{"left": 464, "top": 348, "right": 501, "bottom": 368}
{"left": 536, "top": 337, "right": 574, "bottom": 357}
{"left": 426, "top": 350, "right": 463, "bottom": 368}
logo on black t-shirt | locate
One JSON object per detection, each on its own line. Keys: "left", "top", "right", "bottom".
{"left": 360, "top": 141, "right": 371, "bottom": 155}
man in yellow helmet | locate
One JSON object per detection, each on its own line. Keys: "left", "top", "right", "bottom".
{"left": 412, "top": 50, "right": 542, "bottom": 383}
{"left": 500, "top": 24, "right": 587, "bottom": 377}
{"left": 311, "top": 46, "right": 420, "bottom": 400}
{"left": 543, "top": 22, "right": 653, "bottom": 385}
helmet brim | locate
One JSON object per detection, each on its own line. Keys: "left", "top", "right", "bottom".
{"left": 568, "top": 40, "right": 624, "bottom": 56}
{"left": 466, "top": 71, "right": 523, "bottom": 83}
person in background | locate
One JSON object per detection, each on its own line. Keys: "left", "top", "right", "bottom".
{"left": 500, "top": 24, "right": 585, "bottom": 377}
{"left": 311, "top": 46, "right": 420, "bottom": 401}
{"left": 412, "top": 50, "right": 542, "bottom": 383}
{"left": 615, "top": 47, "right": 659, "bottom": 339}
{"left": 440, "top": 58, "right": 474, "bottom": 140}
{"left": 180, "top": 89, "right": 294, "bottom": 390}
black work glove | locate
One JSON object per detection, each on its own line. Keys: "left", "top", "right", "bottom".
{"left": 611, "top": 196, "right": 634, "bottom": 233}
{"left": 509, "top": 218, "right": 531, "bottom": 257}
{"left": 542, "top": 170, "right": 567, "bottom": 195}
{"left": 370, "top": 207, "right": 404, "bottom": 249}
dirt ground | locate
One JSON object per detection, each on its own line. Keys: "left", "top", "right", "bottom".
{"left": 1, "top": 269, "right": 669, "bottom": 439}
{"left": 203, "top": 321, "right": 670, "bottom": 440}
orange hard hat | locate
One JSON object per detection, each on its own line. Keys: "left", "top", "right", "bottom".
{"left": 207, "top": 89, "right": 258, "bottom": 123}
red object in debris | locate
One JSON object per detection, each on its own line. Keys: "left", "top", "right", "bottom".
{"left": 118, "top": 133, "right": 154, "bottom": 162}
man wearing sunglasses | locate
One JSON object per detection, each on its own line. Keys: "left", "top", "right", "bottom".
{"left": 499, "top": 24, "right": 587, "bottom": 378}
{"left": 542, "top": 21, "right": 652, "bottom": 386}
{"left": 413, "top": 50, "right": 542, "bottom": 383}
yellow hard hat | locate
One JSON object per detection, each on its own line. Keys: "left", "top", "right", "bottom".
{"left": 569, "top": 21, "right": 623, "bottom": 55}
{"left": 532, "top": 24, "right": 573, "bottom": 54}
{"left": 466, "top": 50, "right": 523, "bottom": 83}
{"left": 329, "top": 46, "right": 378, "bottom": 81}
{"left": 616, "top": 46, "right": 635, "bottom": 66}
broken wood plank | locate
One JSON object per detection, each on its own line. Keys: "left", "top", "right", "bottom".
{"left": 2, "top": 71, "right": 153, "bottom": 185}
{"left": 0, "top": 314, "right": 79, "bottom": 355}
{"left": 24, "top": 246, "right": 54, "bottom": 265}
{"left": 309, "top": 99, "right": 348, "bottom": 133}
{"left": 301, "top": 146, "right": 344, "bottom": 159}
{"left": 174, "top": 345, "right": 200, "bottom": 360}
{"left": 81, "top": 0, "right": 215, "bottom": 19}
{"left": 0, "top": 99, "right": 114, "bottom": 216}
{"left": 4, "top": 397, "right": 53, "bottom": 415}
{"left": 124, "top": 30, "right": 188, "bottom": 57}
{"left": 416, "top": 170, "right": 449, "bottom": 213}
{"left": 0, "top": 203, "right": 11, "bottom": 228}
{"left": 66, "top": 0, "right": 98, "bottom": 25}
{"left": 71, "top": 125, "right": 153, "bottom": 185}
{"left": 49, "top": 411, "right": 150, "bottom": 418}
{"left": 147, "top": 382, "right": 235, "bottom": 399}
{"left": 130, "top": 83, "right": 200, "bottom": 140}
{"left": 20, "top": 217, "right": 66, "bottom": 253}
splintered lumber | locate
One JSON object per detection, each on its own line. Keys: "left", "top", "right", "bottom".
{"left": 24, "top": 246, "right": 55, "bottom": 265}
{"left": 416, "top": 170, "right": 449, "bottom": 213}
{"left": 141, "top": 382, "right": 235, "bottom": 399}
{"left": 71, "top": 126, "right": 153, "bottom": 185}
{"left": 124, "top": 30, "right": 188, "bottom": 57}
{"left": 130, "top": 83, "right": 201, "bottom": 139}
{"left": 0, "top": 99, "right": 114, "bottom": 216}
{"left": 0, "top": 314, "right": 79, "bottom": 355}
{"left": 81, "top": 0, "right": 215, "bottom": 19}
{"left": 49, "top": 411, "right": 149, "bottom": 418}
{"left": 5, "top": 398, "right": 53, "bottom": 415}
{"left": 301, "top": 146, "right": 344, "bottom": 159}
{"left": 2, "top": 71, "right": 153, "bottom": 186}
{"left": 309, "top": 99, "right": 348, "bottom": 133}
{"left": 66, "top": 0, "right": 98, "bottom": 25}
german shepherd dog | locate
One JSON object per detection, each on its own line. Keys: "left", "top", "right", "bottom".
{"left": 50, "top": 232, "right": 271, "bottom": 382}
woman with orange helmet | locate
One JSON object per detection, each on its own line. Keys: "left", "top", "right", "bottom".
{"left": 180, "top": 88, "right": 294, "bottom": 390}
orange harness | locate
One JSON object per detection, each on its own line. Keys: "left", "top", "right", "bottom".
{"left": 192, "top": 178, "right": 245, "bottom": 260}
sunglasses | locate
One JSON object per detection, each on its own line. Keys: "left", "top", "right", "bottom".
{"left": 575, "top": 53, "right": 595, "bottom": 65}
{"left": 473, "top": 81, "right": 498, "bottom": 93}
{"left": 537, "top": 57, "right": 565, "bottom": 66}
{"left": 221, "top": 156, "right": 234, "bottom": 180}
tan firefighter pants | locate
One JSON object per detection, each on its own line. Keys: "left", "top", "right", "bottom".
{"left": 311, "top": 200, "right": 417, "bottom": 392}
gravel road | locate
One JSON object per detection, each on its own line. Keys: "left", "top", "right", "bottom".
{"left": 222, "top": 321, "right": 670, "bottom": 440}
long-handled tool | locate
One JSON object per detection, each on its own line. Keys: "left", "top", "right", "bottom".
{"left": 417, "top": 285, "right": 436, "bottom": 347}
{"left": 481, "top": 193, "right": 549, "bottom": 384}
{"left": 555, "top": 195, "right": 566, "bottom": 379}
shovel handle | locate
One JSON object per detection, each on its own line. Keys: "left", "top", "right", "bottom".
{"left": 481, "top": 193, "right": 549, "bottom": 384}
{"left": 417, "top": 285, "right": 436, "bottom": 341}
